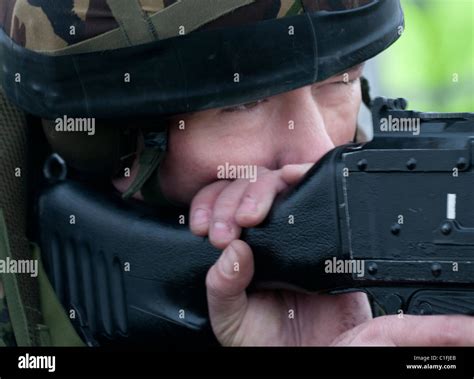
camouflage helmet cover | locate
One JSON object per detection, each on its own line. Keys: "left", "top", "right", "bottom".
{"left": 2, "top": 0, "right": 377, "bottom": 54}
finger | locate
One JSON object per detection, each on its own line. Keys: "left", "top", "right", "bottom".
{"left": 280, "top": 163, "right": 314, "bottom": 185}
{"left": 209, "top": 179, "right": 249, "bottom": 249}
{"left": 386, "top": 315, "right": 474, "bottom": 346}
{"left": 189, "top": 180, "right": 229, "bottom": 236}
{"left": 234, "top": 168, "right": 288, "bottom": 228}
{"left": 339, "top": 315, "right": 474, "bottom": 346}
{"left": 206, "top": 240, "right": 254, "bottom": 346}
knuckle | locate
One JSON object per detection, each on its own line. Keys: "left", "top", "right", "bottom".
{"left": 196, "top": 180, "right": 230, "bottom": 200}
{"left": 214, "top": 197, "right": 239, "bottom": 213}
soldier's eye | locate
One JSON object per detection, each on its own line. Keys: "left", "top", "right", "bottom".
{"left": 222, "top": 99, "right": 267, "bottom": 113}
{"left": 335, "top": 78, "right": 357, "bottom": 86}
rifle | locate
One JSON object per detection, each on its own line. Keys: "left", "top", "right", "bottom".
{"left": 37, "top": 97, "right": 474, "bottom": 346}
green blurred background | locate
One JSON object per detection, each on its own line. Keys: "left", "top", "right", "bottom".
{"left": 369, "top": 0, "right": 473, "bottom": 112}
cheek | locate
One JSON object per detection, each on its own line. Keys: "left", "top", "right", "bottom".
{"left": 159, "top": 128, "right": 219, "bottom": 203}
{"left": 159, "top": 117, "right": 272, "bottom": 203}
{"left": 320, "top": 83, "right": 361, "bottom": 145}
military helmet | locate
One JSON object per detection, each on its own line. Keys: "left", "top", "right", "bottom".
{"left": 1, "top": 0, "right": 404, "bottom": 118}
{"left": 0, "top": 0, "right": 405, "bottom": 203}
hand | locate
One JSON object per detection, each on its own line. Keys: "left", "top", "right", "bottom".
{"left": 206, "top": 240, "right": 474, "bottom": 346}
{"left": 189, "top": 163, "right": 314, "bottom": 249}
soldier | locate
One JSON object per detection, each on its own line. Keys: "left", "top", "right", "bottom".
{"left": 0, "top": 0, "right": 473, "bottom": 347}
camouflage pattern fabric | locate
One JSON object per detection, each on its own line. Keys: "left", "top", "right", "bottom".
{"left": 0, "top": 0, "right": 371, "bottom": 54}
{"left": 0, "top": 281, "right": 16, "bottom": 346}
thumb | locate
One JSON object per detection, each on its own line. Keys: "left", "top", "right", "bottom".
{"left": 205, "top": 240, "right": 254, "bottom": 345}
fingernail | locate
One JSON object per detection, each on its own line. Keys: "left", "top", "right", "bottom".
{"left": 219, "top": 244, "right": 238, "bottom": 276}
{"left": 192, "top": 208, "right": 209, "bottom": 225}
{"left": 238, "top": 195, "right": 258, "bottom": 214}
{"left": 213, "top": 220, "right": 231, "bottom": 236}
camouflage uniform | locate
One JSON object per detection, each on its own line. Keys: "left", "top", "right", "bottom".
{"left": 0, "top": 281, "right": 15, "bottom": 346}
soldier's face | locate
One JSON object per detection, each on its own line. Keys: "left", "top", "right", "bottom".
{"left": 117, "top": 65, "right": 364, "bottom": 204}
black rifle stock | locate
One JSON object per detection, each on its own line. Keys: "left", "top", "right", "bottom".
{"left": 37, "top": 97, "right": 474, "bottom": 346}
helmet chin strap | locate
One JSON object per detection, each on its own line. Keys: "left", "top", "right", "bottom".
{"left": 121, "top": 129, "right": 183, "bottom": 208}
{"left": 121, "top": 131, "right": 165, "bottom": 199}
